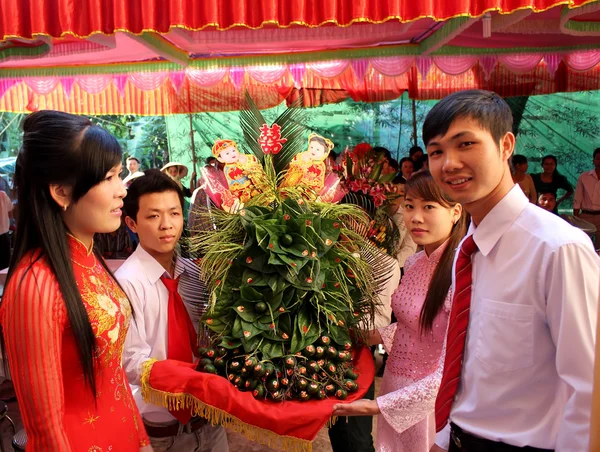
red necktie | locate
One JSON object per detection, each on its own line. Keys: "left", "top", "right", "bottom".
{"left": 161, "top": 275, "right": 198, "bottom": 424}
{"left": 435, "top": 235, "right": 478, "bottom": 432}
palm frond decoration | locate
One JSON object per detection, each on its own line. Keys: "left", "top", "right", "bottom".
{"left": 270, "top": 95, "right": 308, "bottom": 175}
{"left": 240, "top": 92, "right": 267, "bottom": 164}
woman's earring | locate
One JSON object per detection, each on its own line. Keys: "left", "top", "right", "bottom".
{"left": 63, "top": 204, "right": 68, "bottom": 211}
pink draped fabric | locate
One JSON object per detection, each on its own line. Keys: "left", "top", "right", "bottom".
{"left": 306, "top": 60, "right": 348, "bottom": 78}
{"left": 186, "top": 68, "right": 228, "bottom": 87}
{"left": 246, "top": 65, "right": 287, "bottom": 84}
{"left": 499, "top": 54, "right": 543, "bottom": 73}
{"left": 112, "top": 74, "right": 128, "bottom": 97}
{"left": 544, "top": 53, "right": 562, "bottom": 76}
{"left": 416, "top": 58, "right": 433, "bottom": 79}
{"left": 370, "top": 57, "right": 415, "bottom": 76}
{"left": 289, "top": 63, "right": 306, "bottom": 88}
{"left": 169, "top": 71, "right": 186, "bottom": 93}
{"left": 24, "top": 77, "right": 58, "bottom": 94}
{"left": 128, "top": 72, "right": 168, "bottom": 91}
{"left": 566, "top": 49, "right": 600, "bottom": 71}
{"left": 75, "top": 75, "right": 111, "bottom": 94}
{"left": 228, "top": 67, "right": 245, "bottom": 90}
{"left": 434, "top": 56, "right": 478, "bottom": 75}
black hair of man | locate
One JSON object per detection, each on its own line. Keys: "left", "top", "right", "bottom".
{"left": 594, "top": 148, "right": 600, "bottom": 159}
{"left": 123, "top": 169, "right": 184, "bottom": 221}
{"left": 422, "top": 90, "right": 513, "bottom": 147}
{"left": 126, "top": 156, "right": 140, "bottom": 163}
{"left": 409, "top": 146, "right": 424, "bottom": 157}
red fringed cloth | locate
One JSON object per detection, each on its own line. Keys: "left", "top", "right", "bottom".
{"left": 141, "top": 346, "right": 375, "bottom": 452}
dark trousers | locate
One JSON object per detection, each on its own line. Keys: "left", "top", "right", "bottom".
{"left": 0, "top": 232, "right": 10, "bottom": 270}
{"left": 328, "top": 381, "right": 376, "bottom": 452}
{"left": 448, "top": 424, "right": 554, "bottom": 452}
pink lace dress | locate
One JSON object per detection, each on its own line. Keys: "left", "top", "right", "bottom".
{"left": 375, "top": 242, "right": 451, "bottom": 452}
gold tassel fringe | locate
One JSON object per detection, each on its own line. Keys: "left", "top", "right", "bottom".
{"left": 141, "top": 360, "right": 314, "bottom": 452}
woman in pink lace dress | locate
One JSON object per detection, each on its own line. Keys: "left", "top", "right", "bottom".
{"left": 333, "top": 171, "right": 467, "bottom": 452}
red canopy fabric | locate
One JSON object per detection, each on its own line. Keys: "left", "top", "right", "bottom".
{"left": 0, "top": 0, "right": 592, "bottom": 40}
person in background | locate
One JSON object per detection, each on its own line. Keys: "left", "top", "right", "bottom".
{"left": 424, "top": 90, "right": 598, "bottom": 452}
{"left": 396, "top": 157, "right": 414, "bottom": 184}
{"left": 537, "top": 190, "right": 557, "bottom": 213}
{"left": 124, "top": 171, "right": 145, "bottom": 188}
{"left": 0, "top": 189, "right": 12, "bottom": 269}
{"left": 126, "top": 156, "right": 141, "bottom": 177}
{"left": 574, "top": 148, "right": 600, "bottom": 246}
{"left": 511, "top": 154, "right": 536, "bottom": 204}
{"left": 410, "top": 145, "right": 425, "bottom": 172}
{"left": 161, "top": 162, "right": 195, "bottom": 198}
{"left": 118, "top": 170, "right": 227, "bottom": 452}
{"left": 531, "top": 154, "right": 573, "bottom": 212}
{"left": 205, "top": 156, "right": 218, "bottom": 168}
{"left": 0, "top": 110, "right": 150, "bottom": 451}
{"left": 333, "top": 171, "right": 467, "bottom": 452}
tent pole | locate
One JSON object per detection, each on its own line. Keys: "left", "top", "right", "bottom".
{"left": 186, "top": 84, "right": 197, "bottom": 185}
{"left": 411, "top": 99, "right": 417, "bottom": 147}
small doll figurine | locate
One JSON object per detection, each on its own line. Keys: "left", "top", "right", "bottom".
{"left": 282, "top": 133, "right": 334, "bottom": 192}
{"left": 212, "top": 139, "right": 262, "bottom": 204}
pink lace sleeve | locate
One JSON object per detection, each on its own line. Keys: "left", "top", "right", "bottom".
{"left": 376, "top": 343, "right": 445, "bottom": 435}
{"left": 377, "top": 322, "right": 397, "bottom": 354}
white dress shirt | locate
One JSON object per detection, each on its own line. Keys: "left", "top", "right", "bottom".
{"left": 574, "top": 170, "right": 600, "bottom": 212}
{"left": 436, "top": 186, "right": 599, "bottom": 450}
{"left": 117, "top": 245, "right": 204, "bottom": 424}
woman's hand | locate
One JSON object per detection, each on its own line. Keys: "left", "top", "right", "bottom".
{"left": 332, "top": 399, "right": 380, "bottom": 417}
{"left": 140, "top": 445, "right": 154, "bottom": 452}
{"left": 366, "top": 329, "right": 382, "bottom": 347}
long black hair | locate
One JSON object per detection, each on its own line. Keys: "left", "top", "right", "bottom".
{"left": 4, "top": 110, "right": 123, "bottom": 396}
{"left": 404, "top": 171, "right": 468, "bottom": 332}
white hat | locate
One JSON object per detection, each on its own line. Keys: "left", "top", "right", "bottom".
{"left": 123, "top": 171, "right": 144, "bottom": 187}
{"left": 161, "top": 162, "right": 188, "bottom": 178}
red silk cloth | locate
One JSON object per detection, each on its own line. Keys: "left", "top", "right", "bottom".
{"left": 147, "top": 346, "right": 375, "bottom": 442}
{"left": 0, "top": 0, "right": 591, "bottom": 40}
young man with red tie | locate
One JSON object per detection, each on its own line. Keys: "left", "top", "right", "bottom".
{"left": 117, "top": 169, "right": 228, "bottom": 452}
{"left": 425, "top": 90, "right": 599, "bottom": 451}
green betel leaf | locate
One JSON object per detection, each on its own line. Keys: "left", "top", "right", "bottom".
{"left": 233, "top": 302, "right": 258, "bottom": 322}
{"left": 327, "top": 323, "right": 351, "bottom": 346}
{"left": 219, "top": 336, "right": 242, "bottom": 349}
{"left": 267, "top": 274, "right": 287, "bottom": 295}
{"left": 242, "top": 269, "right": 268, "bottom": 287}
{"left": 261, "top": 341, "right": 284, "bottom": 360}
{"left": 232, "top": 316, "right": 244, "bottom": 338}
{"left": 241, "top": 334, "right": 262, "bottom": 353}
{"left": 240, "top": 319, "right": 261, "bottom": 340}
{"left": 240, "top": 285, "right": 265, "bottom": 302}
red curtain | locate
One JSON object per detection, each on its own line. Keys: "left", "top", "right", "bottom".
{"left": 0, "top": 0, "right": 591, "bottom": 40}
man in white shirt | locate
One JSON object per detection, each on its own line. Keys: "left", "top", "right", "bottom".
{"left": 574, "top": 148, "right": 600, "bottom": 246}
{"left": 425, "top": 90, "right": 599, "bottom": 451}
{"left": 125, "top": 156, "right": 140, "bottom": 177}
{"left": 117, "top": 170, "right": 228, "bottom": 452}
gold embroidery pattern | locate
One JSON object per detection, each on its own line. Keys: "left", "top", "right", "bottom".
{"left": 84, "top": 412, "right": 100, "bottom": 430}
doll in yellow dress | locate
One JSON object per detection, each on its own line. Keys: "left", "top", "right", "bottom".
{"left": 281, "top": 133, "right": 334, "bottom": 192}
{"left": 212, "top": 139, "right": 263, "bottom": 204}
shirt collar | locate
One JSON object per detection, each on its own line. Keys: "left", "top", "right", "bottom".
{"left": 588, "top": 169, "right": 600, "bottom": 180}
{"left": 132, "top": 245, "right": 185, "bottom": 285}
{"left": 470, "top": 185, "right": 528, "bottom": 257}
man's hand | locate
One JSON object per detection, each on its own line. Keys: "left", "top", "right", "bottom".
{"left": 332, "top": 399, "right": 380, "bottom": 416}
{"left": 430, "top": 445, "right": 447, "bottom": 452}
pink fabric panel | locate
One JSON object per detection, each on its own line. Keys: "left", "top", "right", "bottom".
{"left": 433, "top": 56, "right": 477, "bottom": 75}
{"left": 128, "top": 72, "right": 168, "bottom": 91}
{"left": 112, "top": 74, "right": 128, "bottom": 97}
{"left": 498, "top": 54, "right": 543, "bottom": 74}
{"left": 75, "top": 75, "right": 111, "bottom": 94}
{"left": 416, "top": 58, "right": 433, "bottom": 79}
{"left": 186, "top": 68, "right": 228, "bottom": 87}
{"left": 246, "top": 65, "right": 287, "bottom": 84}
{"left": 289, "top": 63, "right": 306, "bottom": 88}
{"left": 306, "top": 60, "right": 348, "bottom": 78}
{"left": 0, "top": 79, "right": 19, "bottom": 99}
{"left": 370, "top": 57, "right": 414, "bottom": 76}
{"left": 60, "top": 77, "right": 75, "bottom": 97}
{"left": 351, "top": 59, "right": 369, "bottom": 82}
{"left": 543, "top": 54, "right": 561, "bottom": 76}
{"left": 479, "top": 56, "right": 498, "bottom": 79}
{"left": 566, "top": 50, "right": 600, "bottom": 72}
{"left": 229, "top": 67, "right": 245, "bottom": 90}
{"left": 169, "top": 71, "right": 185, "bottom": 93}
{"left": 24, "top": 77, "right": 59, "bottom": 94}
